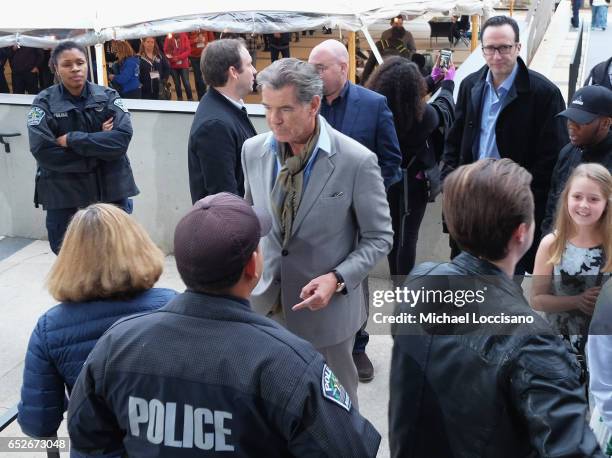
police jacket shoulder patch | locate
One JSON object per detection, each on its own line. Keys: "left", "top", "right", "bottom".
{"left": 114, "top": 98, "right": 128, "bottom": 113}
{"left": 321, "top": 364, "right": 351, "bottom": 411}
{"left": 27, "top": 106, "right": 46, "bottom": 126}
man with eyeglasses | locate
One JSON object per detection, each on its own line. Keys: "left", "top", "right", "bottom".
{"left": 442, "top": 15, "right": 568, "bottom": 274}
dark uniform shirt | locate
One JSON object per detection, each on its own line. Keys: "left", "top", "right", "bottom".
{"left": 27, "top": 81, "right": 138, "bottom": 210}
{"left": 64, "top": 83, "right": 89, "bottom": 111}
{"left": 68, "top": 291, "right": 381, "bottom": 457}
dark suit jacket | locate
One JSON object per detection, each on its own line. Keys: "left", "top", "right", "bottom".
{"left": 442, "top": 57, "right": 568, "bottom": 236}
{"left": 188, "top": 87, "right": 257, "bottom": 203}
{"left": 584, "top": 57, "right": 612, "bottom": 89}
{"left": 323, "top": 82, "right": 402, "bottom": 188}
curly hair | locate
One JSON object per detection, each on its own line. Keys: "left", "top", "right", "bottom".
{"left": 366, "top": 56, "right": 426, "bottom": 138}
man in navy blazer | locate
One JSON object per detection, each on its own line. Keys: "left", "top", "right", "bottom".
{"left": 309, "top": 40, "right": 402, "bottom": 383}
{"left": 309, "top": 40, "right": 402, "bottom": 190}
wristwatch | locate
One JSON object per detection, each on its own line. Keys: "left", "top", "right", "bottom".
{"left": 332, "top": 270, "right": 346, "bottom": 294}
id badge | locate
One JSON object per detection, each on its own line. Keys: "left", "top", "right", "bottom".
{"left": 150, "top": 71, "right": 160, "bottom": 79}
{"left": 197, "top": 42, "right": 205, "bottom": 48}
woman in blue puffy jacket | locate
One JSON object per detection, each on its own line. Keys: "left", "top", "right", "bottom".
{"left": 109, "top": 40, "right": 142, "bottom": 99}
{"left": 17, "top": 203, "right": 177, "bottom": 438}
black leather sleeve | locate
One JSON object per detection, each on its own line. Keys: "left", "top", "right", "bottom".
{"left": 506, "top": 334, "right": 604, "bottom": 457}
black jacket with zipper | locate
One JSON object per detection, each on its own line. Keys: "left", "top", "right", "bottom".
{"left": 28, "top": 81, "right": 138, "bottom": 210}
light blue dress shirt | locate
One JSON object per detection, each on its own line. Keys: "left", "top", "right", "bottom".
{"left": 477, "top": 63, "right": 519, "bottom": 159}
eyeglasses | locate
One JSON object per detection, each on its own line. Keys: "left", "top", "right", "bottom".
{"left": 481, "top": 44, "right": 516, "bottom": 56}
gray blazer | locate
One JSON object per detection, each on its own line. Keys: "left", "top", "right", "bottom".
{"left": 242, "top": 117, "right": 393, "bottom": 348}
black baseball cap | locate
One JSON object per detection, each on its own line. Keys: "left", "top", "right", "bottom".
{"left": 557, "top": 85, "right": 612, "bottom": 124}
{"left": 174, "top": 193, "right": 272, "bottom": 287}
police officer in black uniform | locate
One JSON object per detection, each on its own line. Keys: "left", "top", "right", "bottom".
{"left": 68, "top": 192, "right": 381, "bottom": 457}
{"left": 27, "top": 40, "right": 138, "bottom": 254}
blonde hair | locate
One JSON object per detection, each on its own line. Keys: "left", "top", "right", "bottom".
{"left": 46, "top": 204, "right": 164, "bottom": 302}
{"left": 548, "top": 163, "right": 612, "bottom": 272}
{"left": 111, "top": 40, "right": 136, "bottom": 62}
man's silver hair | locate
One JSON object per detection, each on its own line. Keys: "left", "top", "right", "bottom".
{"left": 257, "top": 58, "right": 323, "bottom": 104}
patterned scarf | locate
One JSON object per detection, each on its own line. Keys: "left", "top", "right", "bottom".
{"left": 271, "top": 120, "right": 320, "bottom": 247}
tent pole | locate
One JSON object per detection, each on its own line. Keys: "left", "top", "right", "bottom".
{"left": 95, "top": 43, "right": 107, "bottom": 87}
{"left": 87, "top": 47, "right": 94, "bottom": 82}
{"left": 361, "top": 27, "right": 383, "bottom": 64}
{"left": 348, "top": 31, "right": 356, "bottom": 83}
{"left": 470, "top": 15, "right": 479, "bottom": 51}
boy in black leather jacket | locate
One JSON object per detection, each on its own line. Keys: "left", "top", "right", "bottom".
{"left": 389, "top": 159, "right": 603, "bottom": 457}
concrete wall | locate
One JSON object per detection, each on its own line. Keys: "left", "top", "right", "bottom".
{"left": 0, "top": 96, "right": 268, "bottom": 253}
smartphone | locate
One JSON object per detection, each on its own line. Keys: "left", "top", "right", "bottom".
{"left": 440, "top": 49, "right": 453, "bottom": 69}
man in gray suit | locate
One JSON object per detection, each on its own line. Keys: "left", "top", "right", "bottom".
{"left": 242, "top": 58, "right": 393, "bottom": 408}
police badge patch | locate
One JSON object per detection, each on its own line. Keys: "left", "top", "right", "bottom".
{"left": 321, "top": 364, "right": 352, "bottom": 411}
{"left": 113, "top": 98, "right": 129, "bottom": 113}
{"left": 27, "top": 107, "right": 45, "bottom": 126}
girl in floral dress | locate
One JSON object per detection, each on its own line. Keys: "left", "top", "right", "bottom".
{"left": 531, "top": 163, "right": 611, "bottom": 359}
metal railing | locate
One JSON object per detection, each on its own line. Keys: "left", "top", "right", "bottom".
{"left": 0, "top": 403, "right": 61, "bottom": 457}
{"left": 0, "top": 405, "right": 18, "bottom": 432}
{"left": 0, "top": 132, "right": 21, "bottom": 153}
{"left": 568, "top": 22, "right": 584, "bottom": 102}
{"left": 525, "top": 0, "right": 557, "bottom": 64}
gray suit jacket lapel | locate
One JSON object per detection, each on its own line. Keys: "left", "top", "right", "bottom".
{"left": 291, "top": 150, "right": 335, "bottom": 237}
{"left": 255, "top": 138, "right": 278, "bottom": 229}
{"left": 259, "top": 139, "right": 276, "bottom": 198}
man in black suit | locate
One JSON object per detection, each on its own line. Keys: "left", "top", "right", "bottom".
{"left": 188, "top": 39, "right": 257, "bottom": 203}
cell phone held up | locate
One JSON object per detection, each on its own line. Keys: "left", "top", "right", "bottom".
{"left": 440, "top": 49, "right": 452, "bottom": 69}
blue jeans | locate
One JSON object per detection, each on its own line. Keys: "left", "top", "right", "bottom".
{"left": 189, "top": 57, "right": 207, "bottom": 100}
{"left": 170, "top": 68, "right": 193, "bottom": 100}
{"left": 270, "top": 47, "right": 290, "bottom": 62}
{"left": 46, "top": 199, "right": 132, "bottom": 254}
{"left": 572, "top": 0, "right": 583, "bottom": 27}
{"left": 592, "top": 5, "right": 608, "bottom": 29}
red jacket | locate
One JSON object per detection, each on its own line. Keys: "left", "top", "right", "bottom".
{"left": 163, "top": 33, "right": 191, "bottom": 69}
{"left": 189, "top": 31, "right": 215, "bottom": 58}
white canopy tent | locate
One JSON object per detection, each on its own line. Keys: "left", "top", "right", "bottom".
{"left": 0, "top": 0, "right": 494, "bottom": 46}
{"left": 0, "top": 0, "right": 494, "bottom": 84}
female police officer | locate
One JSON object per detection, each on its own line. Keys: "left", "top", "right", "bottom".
{"left": 27, "top": 40, "right": 139, "bottom": 254}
